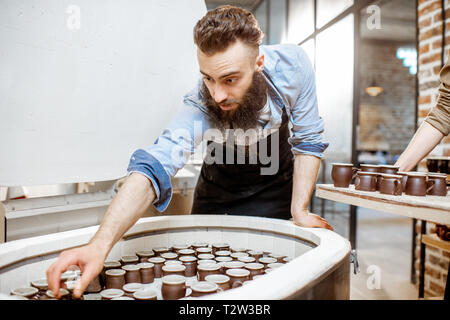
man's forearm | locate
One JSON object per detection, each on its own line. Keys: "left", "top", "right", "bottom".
{"left": 395, "top": 121, "right": 444, "bottom": 172}
{"left": 291, "top": 154, "right": 321, "bottom": 217}
{"left": 89, "top": 172, "right": 155, "bottom": 257}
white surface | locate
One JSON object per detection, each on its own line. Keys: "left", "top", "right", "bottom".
{"left": 0, "top": 0, "right": 206, "bottom": 186}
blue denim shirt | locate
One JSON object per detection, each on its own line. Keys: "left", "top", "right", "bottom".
{"left": 127, "top": 44, "right": 329, "bottom": 212}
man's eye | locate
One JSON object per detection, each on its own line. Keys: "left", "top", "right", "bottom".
{"left": 226, "top": 78, "right": 236, "bottom": 84}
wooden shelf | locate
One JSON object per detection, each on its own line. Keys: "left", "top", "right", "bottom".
{"left": 315, "top": 184, "right": 450, "bottom": 225}
{"left": 422, "top": 234, "right": 450, "bottom": 252}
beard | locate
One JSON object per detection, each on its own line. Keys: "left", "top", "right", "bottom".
{"left": 201, "top": 71, "right": 268, "bottom": 131}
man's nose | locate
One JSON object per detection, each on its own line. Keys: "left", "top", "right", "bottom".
{"left": 213, "top": 85, "right": 228, "bottom": 104}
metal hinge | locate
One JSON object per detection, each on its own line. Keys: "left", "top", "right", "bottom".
{"left": 350, "top": 249, "right": 360, "bottom": 274}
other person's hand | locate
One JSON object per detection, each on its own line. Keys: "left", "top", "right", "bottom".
{"left": 292, "top": 210, "right": 334, "bottom": 231}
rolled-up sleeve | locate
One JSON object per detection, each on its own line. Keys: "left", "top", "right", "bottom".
{"left": 288, "top": 47, "right": 329, "bottom": 158}
{"left": 127, "top": 100, "right": 207, "bottom": 212}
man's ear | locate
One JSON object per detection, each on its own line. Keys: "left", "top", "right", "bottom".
{"left": 255, "top": 52, "right": 264, "bottom": 72}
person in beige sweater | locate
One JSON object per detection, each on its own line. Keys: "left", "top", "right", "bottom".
{"left": 395, "top": 59, "right": 450, "bottom": 171}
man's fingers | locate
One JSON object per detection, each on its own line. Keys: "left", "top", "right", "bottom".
{"left": 73, "top": 266, "right": 97, "bottom": 299}
{"left": 46, "top": 253, "right": 78, "bottom": 299}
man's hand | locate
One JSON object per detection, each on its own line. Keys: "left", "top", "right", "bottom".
{"left": 292, "top": 210, "right": 334, "bottom": 231}
{"left": 46, "top": 242, "right": 108, "bottom": 299}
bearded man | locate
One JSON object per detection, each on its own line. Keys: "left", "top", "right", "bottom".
{"left": 46, "top": 5, "right": 332, "bottom": 299}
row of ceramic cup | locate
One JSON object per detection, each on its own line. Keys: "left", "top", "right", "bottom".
{"left": 331, "top": 163, "right": 448, "bottom": 196}
{"left": 9, "top": 243, "right": 292, "bottom": 300}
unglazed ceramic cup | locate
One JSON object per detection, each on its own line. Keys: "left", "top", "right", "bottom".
{"left": 148, "top": 257, "right": 166, "bottom": 278}
{"left": 244, "top": 263, "right": 265, "bottom": 279}
{"left": 11, "top": 287, "right": 39, "bottom": 300}
{"left": 258, "top": 257, "right": 277, "bottom": 269}
{"left": 162, "top": 264, "right": 186, "bottom": 277}
{"left": 137, "top": 262, "right": 155, "bottom": 284}
{"left": 122, "top": 264, "right": 141, "bottom": 284}
{"left": 179, "top": 256, "right": 198, "bottom": 277}
{"left": 133, "top": 289, "right": 158, "bottom": 300}
{"left": 205, "top": 274, "right": 231, "bottom": 291}
{"left": 331, "top": 163, "right": 358, "bottom": 188}
{"left": 161, "top": 252, "right": 178, "bottom": 261}
{"left": 197, "top": 263, "right": 222, "bottom": 281}
{"left": 354, "top": 171, "right": 378, "bottom": 192}
{"left": 122, "top": 283, "right": 143, "bottom": 298}
{"left": 153, "top": 247, "right": 169, "bottom": 256}
{"left": 135, "top": 250, "right": 155, "bottom": 263}
{"left": 405, "top": 172, "right": 429, "bottom": 196}
{"left": 359, "top": 164, "right": 380, "bottom": 173}
{"left": 379, "top": 174, "right": 403, "bottom": 196}
{"left": 120, "top": 255, "right": 139, "bottom": 266}
{"left": 226, "top": 268, "right": 250, "bottom": 288}
{"left": 161, "top": 275, "right": 186, "bottom": 300}
{"left": 105, "top": 269, "right": 126, "bottom": 289}
{"left": 427, "top": 173, "right": 448, "bottom": 196}
{"left": 100, "top": 288, "right": 124, "bottom": 300}
{"left": 211, "top": 243, "right": 230, "bottom": 255}
{"left": 190, "top": 281, "right": 219, "bottom": 297}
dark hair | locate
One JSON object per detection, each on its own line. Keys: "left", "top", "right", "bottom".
{"left": 193, "top": 5, "right": 264, "bottom": 55}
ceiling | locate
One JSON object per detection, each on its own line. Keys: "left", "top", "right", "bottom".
{"left": 204, "top": 0, "right": 262, "bottom": 11}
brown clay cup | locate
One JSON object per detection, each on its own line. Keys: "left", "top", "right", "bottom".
{"left": 226, "top": 268, "right": 250, "bottom": 289}
{"left": 105, "top": 269, "right": 126, "bottom": 289}
{"left": 205, "top": 274, "right": 231, "bottom": 291}
{"left": 197, "top": 263, "right": 222, "bottom": 281}
{"left": 137, "top": 262, "right": 155, "bottom": 284}
{"left": 190, "top": 281, "right": 219, "bottom": 297}
{"left": 244, "top": 263, "right": 265, "bottom": 279}
{"left": 427, "top": 173, "right": 448, "bottom": 196}
{"left": 148, "top": 257, "right": 166, "bottom": 278}
{"left": 121, "top": 264, "right": 141, "bottom": 284}
{"left": 161, "top": 275, "right": 186, "bottom": 300}
{"left": 331, "top": 163, "right": 359, "bottom": 188}
{"left": 355, "top": 171, "right": 378, "bottom": 192}
{"left": 162, "top": 264, "right": 186, "bottom": 277}
{"left": 405, "top": 172, "right": 429, "bottom": 196}
{"left": 179, "top": 256, "right": 198, "bottom": 277}
{"left": 379, "top": 174, "right": 403, "bottom": 196}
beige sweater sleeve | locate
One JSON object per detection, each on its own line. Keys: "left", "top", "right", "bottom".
{"left": 425, "top": 59, "right": 450, "bottom": 136}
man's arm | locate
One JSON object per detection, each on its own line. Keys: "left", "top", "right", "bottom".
{"left": 395, "top": 121, "right": 444, "bottom": 172}
{"left": 46, "top": 172, "right": 155, "bottom": 299}
{"left": 291, "top": 154, "right": 333, "bottom": 230}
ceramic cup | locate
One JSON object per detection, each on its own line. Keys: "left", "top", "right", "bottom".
{"left": 165, "top": 260, "right": 183, "bottom": 266}
{"left": 122, "top": 283, "right": 143, "bottom": 298}
{"left": 120, "top": 255, "right": 139, "bottom": 266}
{"left": 101, "top": 261, "right": 122, "bottom": 287}
{"left": 153, "top": 247, "right": 169, "bottom": 256}
{"left": 133, "top": 289, "right": 158, "bottom": 301}
{"left": 230, "top": 247, "right": 247, "bottom": 253}
{"left": 198, "top": 259, "right": 217, "bottom": 266}
{"left": 205, "top": 274, "right": 231, "bottom": 291}
{"left": 211, "top": 243, "right": 230, "bottom": 255}
{"left": 238, "top": 256, "right": 256, "bottom": 264}
{"left": 331, "top": 163, "right": 358, "bottom": 188}
{"left": 191, "top": 242, "right": 209, "bottom": 249}
{"left": 354, "top": 171, "right": 378, "bottom": 192}
{"left": 405, "top": 172, "right": 430, "bottom": 196}
{"left": 230, "top": 252, "right": 249, "bottom": 260}
{"left": 179, "top": 256, "right": 198, "bottom": 277}
{"left": 45, "top": 288, "right": 71, "bottom": 300}
{"left": 148, "top": 257, "right": 166, "bottom": 278}
{"left": 105, "top": 269, "right": 126, "bottom": 289}
{"left": 198, "top": 253, "right": 215, "bottom": 261}
{"left": 190, "top": 281, "right": 219, "bottom": 297}
{"left": 215, "top": 250, "right": 232, "bottom": 258}
{"left": 100, "top": 288, "right": 124, "bottom": 300}
{"left": 379, "top": 174, "right": 403, "bottom": 196}
{"left": 162, "top": 264, "right": 186, "bottom": 277}
{"left": 161, "top": 275, "right": 186, "bottom": 300}
{"left": 267, "top": 262, "right": 284, "bottom": 269}
{"left": 178, "top": 249, "right": 196, "bottom": 257}
{"left": 223, "top": 261, "right": 245, "bottom": 274}
{"left": 257, "top": 257, "right": 278, "bottom": 269}
{"left": 171, "top": 244, "right": 190, "bottom": 253}
{"left": 226, "top": 268, "right": 251, "bottom": 288}
{"left": 121, "top": 264, "right": 141, "bottom": 284}
{"left": 359, "top": 164, "right": 380, "bottom": 173}
{"left": 196, "top": 247, "right": 213, "bottom": 256}
{"left": 161, "top": 252, "right": 178, "bottom": 261}
{"left": 137, "top": 262, "right": 155, "bottom": 284}
{"left": 248, "top": 250, "right": 264, "bottom": 261}
{"left": 11, "top": 287, "right": 39, "bottom": 300}
{"left": 244, "top": 263, "right": 265, "bottom": 279}
{"left": 268, "top": 254, "right": 287, "bottom": 263}
{"left": 197, "top": 263, "right": 222, "bottom": 281}
{"left": 427, "top": 173, "right": 448, "bottom": 196}
{"left": 30, "top": 279, "right": 48, "bottom": 296}
{"left": 135, "top": 250, "right": 155, "bottom": 263}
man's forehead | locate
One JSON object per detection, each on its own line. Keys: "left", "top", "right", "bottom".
{"left": 197, "top": 41, "right": 256, "bottom": 75}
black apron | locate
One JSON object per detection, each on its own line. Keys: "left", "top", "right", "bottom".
{"left": 191, "top": 98, "right": 294, "bottom": 220}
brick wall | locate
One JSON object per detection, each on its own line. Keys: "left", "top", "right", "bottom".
{"left": 359, "top": 40, "right": 416, "bottom": 155}
{"left": 416, "top": 0, "right": 449, "bottom": 298}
